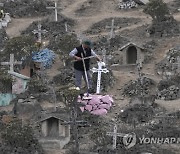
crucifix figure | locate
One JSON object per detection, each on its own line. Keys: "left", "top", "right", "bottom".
{"left": 107, "top": 123, "right": 127, "bottom": 149}
{"left": 106, "top": 19, "right": 119, "bottom": 40}
{"left": 1, "top": 54, "right": 22, "bottom": 72}
{"left": 46, "top": 1, "right": 62, "bottom": 22}
{"left": 91, "top": 61, "right": 109, "bottom": 94}
{"left": 32, "top": 23, "right": 47, "bottom": 43}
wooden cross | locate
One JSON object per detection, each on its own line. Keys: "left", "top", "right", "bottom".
{"left": 107, "top": 123, "right": 127, "bottom": 149}
{"left": 102, "top": 47, "right": 107, "bottom": 65}
{"left": 46, "top": 1, "right": 62, "bottom": 22}
{"left": 65, "top": 22, "right": 68, "bottom": 32}
{"left": 63, "top": 102, "right": 89, "bottom": 154}
{"left": 106, "top": 19, "right": 119, "bottom": 39}
{"left": 32, "top": 23, "right": 47, "bottom": 43}
{"left": 1, "top": 54, "right": 22, "bottom": 72}
{"left": 91, "top": 62, "right": 109, "bottom": 94}
{"left": 136, "top": 61, "right": 145, "bottom": 103}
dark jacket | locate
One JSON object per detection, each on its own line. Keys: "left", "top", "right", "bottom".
{"left": 74, "top": 45, "right": 92, "bottom": 71}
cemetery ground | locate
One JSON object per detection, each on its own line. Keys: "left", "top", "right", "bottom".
{"left": 0, "top": 0, "right": 180, "bottom": 154}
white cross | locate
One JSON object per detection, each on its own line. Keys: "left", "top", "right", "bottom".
{"left": 1, "top": 54, "right": 22, "bottom": 72}
{"left": 106, "top": 124, "right": 127, "bottom": 149}
{"left": 32, "top": 23, "right": 47, "bottom": 43}
{"left": 106, "top": 19, "right": 119, "bottom": 39}
{"left": 91, "top": 61, "right": 109, "bottom": 94}
{"left": 46, "top": 2, "right": 62, "bottom": 22}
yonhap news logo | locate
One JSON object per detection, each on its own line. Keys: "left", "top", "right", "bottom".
{"left": 122, "top": 133, "right": 180, "bottom": 149}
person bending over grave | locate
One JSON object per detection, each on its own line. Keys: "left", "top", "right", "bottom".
{"left": 69, "top": 40, "right": 101, "bottom": 92}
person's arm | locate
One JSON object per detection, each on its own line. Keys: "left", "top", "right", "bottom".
{"left": 91, "top": 49, "right": 101, "bottom": 61}
{"left": 69, "top": 48, "right": 82, "bottom": 61}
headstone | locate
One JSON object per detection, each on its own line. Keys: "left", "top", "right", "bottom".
{"left": 46, "top": 1, "right": 62, "bottom": 22}
{"left": 1, "top": 54, "right": 22, "bottom": 72}
{"left": 91, "top": 62, "right": 109, "bottom": 94}
{"left": 106, "top": 123, "right": 127, "bottom": 149}
{"left": 0, "top": 3, "right": 4, "bottom": 7}
{"left": 32, "top": 23, "right": 48, "bottom": 43}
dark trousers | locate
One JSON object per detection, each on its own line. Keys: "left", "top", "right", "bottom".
{"left": 74, "top": 69, "right": 92, "bottom": 89}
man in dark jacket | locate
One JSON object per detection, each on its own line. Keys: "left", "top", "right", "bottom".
{"left": 69, "top": 40, "right": 101, "bottom": 89}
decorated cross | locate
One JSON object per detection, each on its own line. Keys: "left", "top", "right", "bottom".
{"left": 91, "top": 61, "right": 109, "bottom": 94}
{"left": 106, "top": 19, "right": 119, "bottom": 39}
{"left": 1, "top": 54, "right": 22, "bottom": 72}
{"left": 106, "top": 123, "right": 127, "bottom": 149}
{"left": 32, "top": 23, "right": 47, "bottom": 43}
{"left": 46, "top": 1, "right": 62, "bottom": 22}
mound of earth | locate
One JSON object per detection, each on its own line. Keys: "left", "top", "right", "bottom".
{"left": 157, "top": 75, "right": 180, "bottom": 100}
{"left": 86, "top": 17, "right": 142, "bottom": 35}
{"left": 0, "top": 0, "right": 53, "bottom": 17}
{"left": 148, "top": 17, "right": 180, "bottom": 37}
{"left": 22, "top": 15, "right": 75, "bottom": 39}
{"left": 75, "top": 0, "right": 116, "bottom": 17}
{"left": 118, "top": 104, "right": 156, "bottom": 124}
{"left": 123, "top": 77, "right": 156, "bottom": 97}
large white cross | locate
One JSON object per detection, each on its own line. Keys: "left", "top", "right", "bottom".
{"left": 1, "top": 54, "right": 22, "bottom": 72}
{"left": 32, "top": 23, "right": 47, "bottom": 43}
{"left": 91, "top": 61, "right": 109, "bottom": 94}
{"left": 106, "top": 19, "right": 119, "bottom": 39}
{"left": 106, "top": 124, "right": 127, "bottom": 149}
{"left": 46, "top": 1, "right": 62, "bottom": 22}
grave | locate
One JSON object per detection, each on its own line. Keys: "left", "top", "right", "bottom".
{"left": 37, "top": 112, "right": 70, "bottom": 149}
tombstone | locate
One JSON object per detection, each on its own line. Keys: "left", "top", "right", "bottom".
{"left": 91, "top": 62, "right": 109, "bottom": 94}
{"left": 46, "top": 1, "right": 62, "bottom": 22}
{"left": 38, "top": 112, "right": 71, "bottom": 149}
{"left": 119, "top": 42, "right": 145, "bottom": 65}
{"left": 32, "top": 23, "right": 48, "bottom": 43}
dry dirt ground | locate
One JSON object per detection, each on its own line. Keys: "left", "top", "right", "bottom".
{"left": 3, "top": 0, "right": 180, "bottom": 153}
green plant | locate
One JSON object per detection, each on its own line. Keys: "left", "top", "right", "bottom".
{"left": 144, "top": 0, "right": 170, "bottom": 22}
